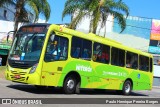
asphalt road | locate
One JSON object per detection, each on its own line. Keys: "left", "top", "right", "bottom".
{"left": 0, "top": 78, "right": 160, "bottom": 107}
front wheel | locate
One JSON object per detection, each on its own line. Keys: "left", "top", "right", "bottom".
{"left": 63, "top": 75, "right": 77, "bottom": 94}
{"left": 122, "top": 80, "right": 132, "bottom": 95}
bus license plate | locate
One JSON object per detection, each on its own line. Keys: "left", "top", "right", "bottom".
{"left": 14, "top": 75, "right": 21, "bottom": 79}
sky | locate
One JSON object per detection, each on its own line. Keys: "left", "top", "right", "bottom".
{"left": 45, "top": 0, "right": 160, "bottom": 24}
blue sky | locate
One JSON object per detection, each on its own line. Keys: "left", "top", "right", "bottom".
{"left": 47, "top": 0, "right": 69, "bottom": 24}
{"left": 46, "top": 0, "right": 160, "bottom": 24}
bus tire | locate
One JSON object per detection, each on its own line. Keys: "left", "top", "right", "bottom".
{"left": 122, "top": 80, "right": 132, "bottom": 95}
{"left": 63, "top": 75, "right": 77, "bottom": 94}
{"left": 75, "top": 82, "right": 80, "bottom": 94}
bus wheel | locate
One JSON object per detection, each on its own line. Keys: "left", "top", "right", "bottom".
{"left": 122, "top": 80, "right": 132, "bottom": 95}
{"left": 75, "top": 82, "right": 80, "bottom": 94}
{"left": 63, "top": 75, "right": 77, "bottom": 94}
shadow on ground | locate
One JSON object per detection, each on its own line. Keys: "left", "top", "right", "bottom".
{"left": 7, "top": 84, "right": 148, "bottom": 96}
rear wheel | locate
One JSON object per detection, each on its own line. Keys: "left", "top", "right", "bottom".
{"left": 122, "top": 80, "right": 132, "bottom": 95}
{"left": 75, "top": 82, "right": 80, "bottom": 94}
{"left": 63, "top": 75, "right": 77, "bottom": 94}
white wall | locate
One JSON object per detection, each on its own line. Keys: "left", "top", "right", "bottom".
{"left": 0, "top": 20, "right": 14, "bottom": 32}
{"left": 76, "top": 14, "right": 114, "bottom": 36}
{"left": 153, "top": 65, "right": 160, "bottom": 77}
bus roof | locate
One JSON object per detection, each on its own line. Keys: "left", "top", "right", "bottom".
{"left": 20, "top": 23, "right": 51, "bottom": 27}
{"left": 50, "top": 24, "right": 153, "bottom": 58}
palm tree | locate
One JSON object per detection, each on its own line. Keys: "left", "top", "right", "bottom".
{"left": 0, "top": 0, "right": 51, "bottom": 33}
{"left": 0, "top": 0, "right": 9, "bottom": 7}
{"left": 62, "top": 0, "right": 129, "bottom": 34}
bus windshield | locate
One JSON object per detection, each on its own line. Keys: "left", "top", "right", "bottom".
{"left": 9, "top": 32, "right": 46, "bottom": 61}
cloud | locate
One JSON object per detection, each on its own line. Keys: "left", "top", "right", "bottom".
{"left": 37, "top": 19, "right": 47, "bottom": 23}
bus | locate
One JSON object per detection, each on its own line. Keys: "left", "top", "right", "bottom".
{"left": 5, "top": 23, "right": 153, "bottom": 95}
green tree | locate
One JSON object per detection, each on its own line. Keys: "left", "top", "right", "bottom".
{"left": 62, "top": 0, "right": 129, "bottom": 35}
{"left": 0, "top": 0, "right": 51, "bottom": 32}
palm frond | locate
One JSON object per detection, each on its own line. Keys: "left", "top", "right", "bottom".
{"left": 18, "top": 6, "right": 29, "bottom": 22}
{"left": 111, "top": 11, "right": 126, "bottom": 33}
{"left": 92, "top": 8, "right": 101, "bottom": 33}
{"left": 26, "top": 0, "right": 51, "bottom": 22}
{"left": 0, "top": 0, "right": 13, "bottom": 7}
{"left": 69, "top": 11, "right": 86, "bottom": 29}
{"left": 62, "top": 4, "right": 84, "bottom": 19}
{"left": 25, "top": 0, "right": 39, "bottom": 22}
{"left": 63, "top": 0, "right": 129, "bottom": 34}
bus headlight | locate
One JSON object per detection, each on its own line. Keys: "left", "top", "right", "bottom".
{"left": 29, "top": 64, "right": 38, "bottom": 74}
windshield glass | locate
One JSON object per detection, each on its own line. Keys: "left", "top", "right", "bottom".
{"left": 9, "top": 32, "right": 45, "bottom": 61}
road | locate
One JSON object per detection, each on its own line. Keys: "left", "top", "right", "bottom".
{"left": 0, "top": 78, "right": 160, "bottom": 107}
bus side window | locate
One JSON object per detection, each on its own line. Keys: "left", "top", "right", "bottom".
{"left": 139, "top": 55, "right": 149, "bottom": 71}
{"left": 82, "top": 48, "right": 89, "bottom": 59}
{"left": 82, "top": 39, "right": 92, "bottom": 60}
{"left": 71, "top": 37, "right": 82, "bottom": 58}
{"left": 72, "top": 47, "right": 80, "bottom": 58}
{"left": 93, "top": 42, "right": 110, "bottom": 64}
{"left": 93, "top": 43, "right": 102, "bottom": 62}
{"left": 71, "top": 36, "right": 92, "bottom": 60}
{"left": 101, "top": 45, "right": 110, "bottom": 64}
{"left": 150, "top": 58, "right": 153, "bottom": 72}
{"left": 126, "top": 52, "right": 138, "bottom": 69}
{"left": 45, "top": 35, "right": 68, "bottom": 62}
{"left": 111, "top": 47, "right": 125, "bottom": 67}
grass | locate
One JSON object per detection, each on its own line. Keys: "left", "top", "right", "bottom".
{"left": 0, "top": 66, "right": 6, "bottom": 72}
{"left": 0, "top": 66, "right": 6, "bottom": 78}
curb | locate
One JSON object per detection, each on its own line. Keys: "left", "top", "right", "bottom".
{"left": 152, "top": 86, "right": 160, "bottom": 89}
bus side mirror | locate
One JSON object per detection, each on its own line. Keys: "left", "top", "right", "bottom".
{"left": 7, "top": 31, "right": 15, "bottom": 42}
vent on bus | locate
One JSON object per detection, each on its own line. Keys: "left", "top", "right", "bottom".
{"left": 11, "top": 70, "right": 27, "bottom": 75}
{"left": 8, "top": 60, "right": 36, "bottom": 69}
{"left": 9, "top": 63, "right": 31, "bottom": 69}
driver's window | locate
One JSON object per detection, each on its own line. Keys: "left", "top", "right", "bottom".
{"left": 45, "top": 34, "right": 69, "bottom": 62}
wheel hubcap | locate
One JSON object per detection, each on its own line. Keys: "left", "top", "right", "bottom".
{"left": 67, "top": 79, "right": 74, "bottom": 89}
{"left": 125, "top": 83, "right": 130, "bottom": 93}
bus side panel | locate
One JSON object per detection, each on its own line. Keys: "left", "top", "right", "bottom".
{"left": 91, "top": 63, "right": 128, "bottom": 90}
{"left": 48, "top": 59, "right": 152, "bottom": 90}
{"left": 57, "top": 60, "right": 95, "bottom": 88}
{"left": 129, "top": 71, "right": 152, "bottom": 90}
{"left": 41, "top": 61, "right": 69, "bottom": 86}
{"left": 57, "top": 61, "right": 129, "bottom": 90}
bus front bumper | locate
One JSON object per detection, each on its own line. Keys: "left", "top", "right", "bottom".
{"left": 5, "top": 69, "right": 41, "bottom": 85}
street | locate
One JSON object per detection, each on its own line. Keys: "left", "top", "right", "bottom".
{"left": 0, "top": 78, "right": 160, "bottom": 107}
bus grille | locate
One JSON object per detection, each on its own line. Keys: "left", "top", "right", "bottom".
{"left": 8, "top": 60, "right": 37, "bottom": 69}
{"left": 10, "top": 63, "right": 31, "bottom": 69}
{"left": 10, "top": 71, "right": 27, "bottom": 82}
{"left": 11, "top": 71, "right": 27, "bottom": 75}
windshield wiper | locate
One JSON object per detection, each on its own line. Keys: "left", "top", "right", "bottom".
{"left": 23, "top": 32, "right": 38, "bottom": 52}
{"left": 27, "top": 32, "right": 38, "bottom": 43}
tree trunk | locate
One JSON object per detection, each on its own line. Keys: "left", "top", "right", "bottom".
{"left": 13, "top": 0, "right": 25, "bottom": 38}
{"left": 92, "top": 6, "right": 101, "bottom": 34}
{"left": 103, "top": 15, "right": 108, "bottom": 37}
{"left": 93, "top": 25, "right": 98, "bottom": 34}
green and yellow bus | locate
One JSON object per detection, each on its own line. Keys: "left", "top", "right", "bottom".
{"left": 5, "top": 23, "right": 153, "bottom": 95}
